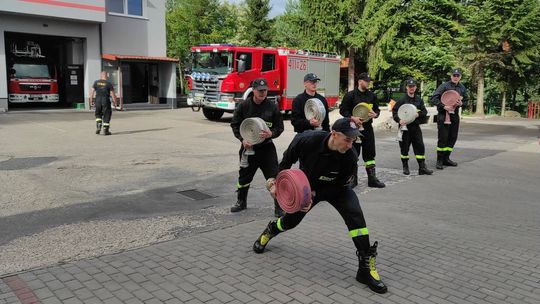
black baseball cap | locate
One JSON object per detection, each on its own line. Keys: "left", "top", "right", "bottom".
{"left": 252, "top": 78, "right": 268, "bottom": 90}
{"left": 332, "top": 117, "right": 361, "bottom": 139}
{"left": 406, "top": 79, "right": 417, "bottom": 86}
{"left": 304, "top": 73, "right": 320, "bottom": 82}
{"left": 358, "top": 72, "right": 371, "bottom": 82}
{"left": 452, "top": 68, "right": 462, "bottom": 76}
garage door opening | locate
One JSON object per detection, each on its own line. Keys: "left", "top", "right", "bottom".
{"left": 4, "top": 32, "right": 85, "bottom": 110}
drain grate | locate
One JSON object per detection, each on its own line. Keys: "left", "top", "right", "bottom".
{"left": 177, "top": 189, "right": 215, "bottom": 200}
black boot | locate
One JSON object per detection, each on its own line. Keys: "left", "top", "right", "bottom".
{"left": 274, "top": 199, "right": 284, "bottom": 218}
{"left": 103, "top": 126, "right": 112, "bottom": 136}
{"left": 253, "top": 220, "right": 281, "bottom": 253}
{"left": 418, "top": 159, "right": 433, "bottom": 175}
{"left": 401, "top": 159, "right": 410, "bottom": 175}
{"left": 366, "top": 166, "right": 385, "bottom": 188}
{"left": 436, "top": 152, "right": 444, "bottom": 170}
{"left": 356, "top": 241, "right": 388, "bottom": 294}
{"left": 443, "top": 151, "right": 457, "bottom": 166}
{"left": 96, "top": 121, "right": 102, "bottom": 134}
{"left": 231, "top": 187, "right": 248, "bottom": 212}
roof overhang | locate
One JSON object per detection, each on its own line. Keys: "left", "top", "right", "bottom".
{"left": 102, "top": 54, "right": 179, "bottom": 63}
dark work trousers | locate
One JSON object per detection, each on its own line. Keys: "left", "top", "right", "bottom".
{"left": 353, "top": 125, "right": 376, "bottom": 166}
{"left": 399, "top": 124, "right": 425, "bottom": 157}
{"left": 278, "top": 187, "right": 370, "bottom": 252}
{"left": 237, "top": 142, "right": 279, "bottom": 189}
{"left": 436, "top": 113, "right": 460, "bottom": 150}
{"left": 95, "top": 98, "right": 112, "bottom": 124}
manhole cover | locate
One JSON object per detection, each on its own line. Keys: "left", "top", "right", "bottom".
{"left": 177, "top": 189, "right": 215, "bottom": 200}
{"left": 0, "top": 157, "right": 58, "bottom": 170}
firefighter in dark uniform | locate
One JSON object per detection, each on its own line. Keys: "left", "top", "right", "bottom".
{"left": 430, "top": 68, "right": 468, "bottom": 169}
{"left": 339, "top": 72, "right": 385, "bottom": 188}
{"left": 230, "top": 78, "right": 285, "bottom": 216}
{"left": 291, "top": 73, "right": 330, "bottom": 133}
{"left": 392, "top": 79, "right": 433, "bottom": 175}
{"left": 252, "top": 117, "right": 388, "bottom": 294}
{"left": 89, "top": 71, "right": 118, "bottom": 135}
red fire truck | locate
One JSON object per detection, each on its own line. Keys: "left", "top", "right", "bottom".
{"left": 187, "top": 44, "right": 340, "bottom": 120}
{"left": 7, "top": 41, "right": 59, "bottom": 103}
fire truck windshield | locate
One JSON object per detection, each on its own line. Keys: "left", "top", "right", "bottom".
{"left": 192, "top": 51, "right": 233, "bottom": 74}
{"left": 12, "top": 63, "right": 52, "bottom": 78}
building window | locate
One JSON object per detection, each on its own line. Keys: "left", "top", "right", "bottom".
{"left": 262, "top": 54, "right": 276, "bottom": 72}
{"left": 107, "top": 0, "right": 144, "bottom": 16}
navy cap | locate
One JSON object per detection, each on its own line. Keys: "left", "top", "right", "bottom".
{"left": 406, "top": 79, "right": 417, "bottom": 86}
{"left": 252, "top": 78, "right": 268, "bottom": 90}
{"left": 332, "top": 117, "right": 361, "bottom": 139}
{"left": 358, "top": 72, "right": 371, "bottom": 82}
{"left": 304, "top": 73, "right": 320, "bottom": 82}
{"left": 452, "top": 68, "right": 462, "bottom": 76}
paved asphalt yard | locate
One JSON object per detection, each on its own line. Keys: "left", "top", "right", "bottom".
{"left": 1, "top": 108, "right": 539, "bottom": 303}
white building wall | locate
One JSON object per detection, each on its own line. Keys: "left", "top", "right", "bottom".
{"left": 0, "top": 14, "right": 101, "bottom": 111}
{"left": 101, "top": 0, "right": 166, "bottom": 57}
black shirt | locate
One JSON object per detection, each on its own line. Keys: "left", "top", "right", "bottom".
{"left": 92, "top": 80, "right": 114, "bottom": 101}
{"left": 430, "top": 81, "right": 468, "bottom": 116}
{"left": 279, "top": 131, "right": 357, "bottom": 191}
{"left": 392, "top": 94, "right": 428, "bottom": 126}
{"left": 291, "top": 91, "right": 330, "bottom": 133}
{"left": 339, "top": 88, "right": 381, "bottom": 127}
{"left": 230, "top": 96, "right": 284, "bottom": 148}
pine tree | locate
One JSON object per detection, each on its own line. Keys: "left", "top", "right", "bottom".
{"left": 239, "top": 0, "right": 273, "bottom": 47}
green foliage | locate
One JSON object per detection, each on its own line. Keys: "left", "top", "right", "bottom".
{"left": 166, "top": 0, "right": 239, "bottom": 66}
{"left": 238, "top": 0, "right": 273, "bottom": 47}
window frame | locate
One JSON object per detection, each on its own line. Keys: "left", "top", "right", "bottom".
{"left": 261, "top": 53, "right": 276, "bottom": 72}
{"left": 107, "top": 0, "right": 146, "bottom": 18}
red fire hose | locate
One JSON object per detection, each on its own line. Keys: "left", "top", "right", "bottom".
{"left": 275, "top": 169, "right": 312, "bottom": 213}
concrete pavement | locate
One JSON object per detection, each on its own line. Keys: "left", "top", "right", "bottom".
{"left": 1, "top": 108, "right": 540, "bottom": 303}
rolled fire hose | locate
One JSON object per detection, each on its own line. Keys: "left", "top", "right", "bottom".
{"left": 239, "top": 117, "right": 269, "bottom": 145}
{"left": 441, "top": 90, "right": 460, "bottom": 125}
{"left": 352, "top": 102, "right": 372, "bottom": 122}
{"left": 274, "top": 169, "right": 312, "bottom": 213}
{"left": 396, "top": 103, "right": 417, "bottom": 141}
{"left": 304, "top": 98, "right": 326, "bottom": 130}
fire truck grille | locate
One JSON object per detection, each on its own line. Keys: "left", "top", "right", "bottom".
{"left": 192, "top": 80, "right": 219, "bottom": 103}
{"left": 20, "top": 84, "right": 51, "bottom": 91}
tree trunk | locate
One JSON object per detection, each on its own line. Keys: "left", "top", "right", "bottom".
{"left": 501, "top": 90, "right": 506, "bottom": 117}
{"left": 348, "top": 47, "right": 355, "bottom": 91}
{"left": 475, "top": 69, "right": 485, "bottom": 116}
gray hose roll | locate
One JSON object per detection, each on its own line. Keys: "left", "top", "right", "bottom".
{"left": 239, "top": 117, "right": 269, "bottom": 145}
{"left": 304, "top": 98, "right": 326, "bottom": 122}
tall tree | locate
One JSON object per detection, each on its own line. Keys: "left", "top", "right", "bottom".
{"left": 239, "top": 0, "right": 273, "bottom": 46}
{"left": 460, "top": 0, "right": 540, "bottom": 116}
{"left": 272, "top": 0, "right": 304, "bottom": 48}
{"left": 166, "top": 0, "right": 239, "bottom": 65}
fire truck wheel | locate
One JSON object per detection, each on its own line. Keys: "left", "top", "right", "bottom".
{"left": 203, "top": 108, "right": 224, "bottom": 121}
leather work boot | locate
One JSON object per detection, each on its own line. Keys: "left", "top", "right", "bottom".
{"left": 401, "top": 159, "right": 410, "bottom": 175}
{"left": 443, "top": 151, "right": 458, "bottom": 166}
{"left": 231, "top": 187, "right": 248, "bottom": 212}
{"left": 253, "top": 220, "right": 281, "bottom": 253}
{"left": 436, "top": 152, "right": 444, "bottom": 170}
{"left": 230, "top": 199, "right": 246, "bottom": 212}
{"left": 366, "top": 166, "right": 385, "bottom": 188}
{"left": 96, "top": 122, "right": 102, "bottom": 134}
{"left": 356, "top": 241, "right": 388, "bottom": 294}
{"left": 418, "top": 159, "right": 433, "bottom": 175}
{"left": 103, "top": 126, "right": 112, "bottom": 136}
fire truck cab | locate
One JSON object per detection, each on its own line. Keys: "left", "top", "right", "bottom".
{"left": 7, "top": 41, "right": 59, "bottom": 103}
{"left": 187, "top": 44, "right": 340, "bottom": 120}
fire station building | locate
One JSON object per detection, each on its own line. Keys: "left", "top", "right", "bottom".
{"left": 0, "top": 0, "right": 177, "bottom": 112}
